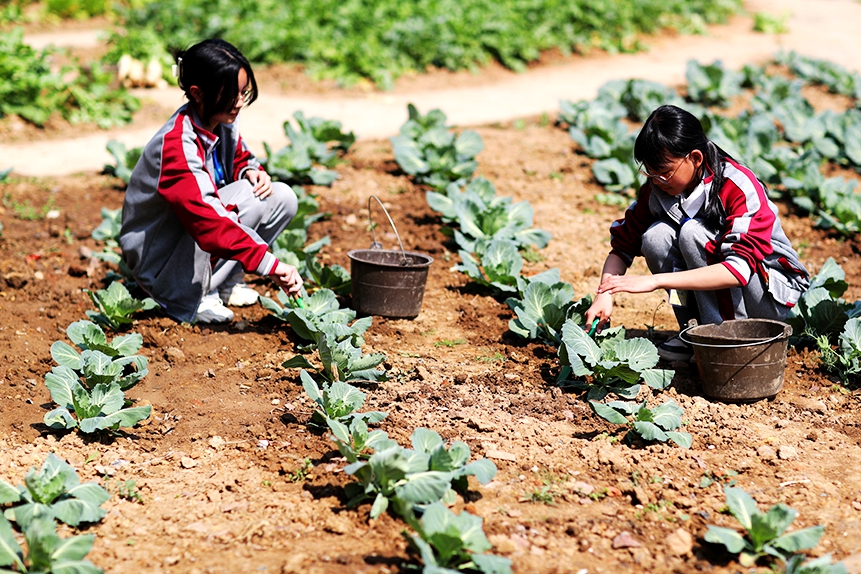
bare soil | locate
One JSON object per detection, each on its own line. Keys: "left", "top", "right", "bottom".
{"left": 3, "top": 9, "right": 861, "bottom": 574}
{"left": 4, "top": 109, "right": 861, "bottom": 573}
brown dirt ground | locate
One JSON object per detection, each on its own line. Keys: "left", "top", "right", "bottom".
{"left": 3, "top": 17, "right": 861, "bottom": 574}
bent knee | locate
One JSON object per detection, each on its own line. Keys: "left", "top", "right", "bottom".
{"left": 269, "top": 181, "right": 297, "bottom": 212}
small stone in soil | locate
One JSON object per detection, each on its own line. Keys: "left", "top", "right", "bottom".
{"left": 612, "top": 531, "right": 642, "bottom": 549}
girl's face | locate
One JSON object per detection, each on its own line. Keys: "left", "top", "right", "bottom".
{"left": 643, "top": 150, "right": 704, "bottom": 196}
{"left": 209, "top": 68, "right": 250, "bottom": 128}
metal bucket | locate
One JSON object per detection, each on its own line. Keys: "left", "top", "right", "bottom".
{"left": 679, "top": 319, "right": 792, "bottom": 402}
{"left": 347, "top": 196, "right": 433, "bottom": 319}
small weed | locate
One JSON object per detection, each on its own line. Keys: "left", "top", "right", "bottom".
{"left": 539, "top": 112, "right": 550, "bottom": 128}
{"left": 6, "top": 195, "right": 56, "bottom": 221}
{"left": 649, "top": 475, "right": 665, "bottom": 484}
{"left": 699, "top": 469, "right": 739, "bottom": 489}
{"left": 513, "top": 119, "right": 526, "bottom": 130}
{"left": 112, "top": 479, "right": 144, "bottom": 504}
{"left": 84, "top": 452, "right": 100, "bottom": 465}
{"left": 588, "top": 488, "right": 609, "bottom": 501}
{"left": 420, "top": 329, "right": 437, "bottom": 337}
{"left": 261, "top": 480, "right": 273, "bottom": 488}
{"left": 521, "top": 245, "right": 546, "bottom": 263}
{"left": 593, "top": 431, "right": 619, "bottom": 444}
{"left": 521, "top": 485, "right": 557, "bottom": 506}
{"left": 635, "top": 499, "right": 674, "bottom": 520}
{"left": 523, "top": 168, "right": 537, "bottom": 176}
{"left": 435, "top": 338, "right": 466, "bottom": 348}
{"left": 287, "top": 458, "right": 313, "bottom": 483}
{"left": 475, "top": 352, "right": 506, "bottom": 364}
{"left": 644, "top": 300, "right": 666, "bottom": 339}
{"left": 398, "top": 350, "right": 422, "bottom": 358}
{"left": 831, "top": 384, "right": 850, "bottom": 395}
{"left": 549, "top": 171, "right": 563, "bottom": 181}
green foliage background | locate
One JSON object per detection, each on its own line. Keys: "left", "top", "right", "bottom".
{"left": 109, "top": 0, "right": 742, "bottom": 89}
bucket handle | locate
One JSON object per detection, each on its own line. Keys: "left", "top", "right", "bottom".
{"left": 678, "top": 323, "right": 791, "bottom": 348}
{"left": 367, "top": 195, "right": 409, "bottom": 265}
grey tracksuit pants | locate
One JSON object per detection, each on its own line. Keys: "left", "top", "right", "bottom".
{"left": 640, "top": 218, "right": 788, "bottom": 328}
{"left": 209, "top": 180, "right": 297, "bottom": 292}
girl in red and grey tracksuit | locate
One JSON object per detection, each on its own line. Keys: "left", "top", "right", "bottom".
{"left": 120, "top": 39, "right": 302, "bottom": 324}
{"left": 585, "top": 105, "right": 809, "bottom": 362}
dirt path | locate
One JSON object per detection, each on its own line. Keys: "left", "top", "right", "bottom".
{"left": 4, "top": 0, "right": 861, "bottom": 177}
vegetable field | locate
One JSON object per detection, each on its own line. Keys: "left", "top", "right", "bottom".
{"left": 3, "top": 4, "right": 861, "bottom": 574}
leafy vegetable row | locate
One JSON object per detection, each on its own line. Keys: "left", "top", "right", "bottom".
{"left": 390, "top": 103, "right": 693, "bottom": 449}
{"left": 0, "top": 28, "right": 139, "bottom": 128}
{"left": 559, "top": 53, "right": 861, "bottom": 235}
{"left": 103, "top": 0, "right": 741, "bottom": 90}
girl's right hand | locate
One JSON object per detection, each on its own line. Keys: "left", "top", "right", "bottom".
{"left": 585, "top": 292, "right": 613, "bottom": 333}
{"left": 269, "top": 262, "right": 303, "bottom": 294}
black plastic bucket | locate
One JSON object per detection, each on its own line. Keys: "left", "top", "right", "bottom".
{"left": 679, "top": 319, "right": 792, "bottom": 402}
{"left": 347, "top": 196, "right": 433, "bottom": 319}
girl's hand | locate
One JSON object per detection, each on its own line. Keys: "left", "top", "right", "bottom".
{"left": 585, "top": 292, "right": 613, "bottom": 333}
{"left": 245, "top": 169, "right": 273, "bottom": 199}
{"left": 269, "top": 261, "right": 303, "bottom": 294}
{"left": 597, "top": 273, "right": 661, "bottom": 295}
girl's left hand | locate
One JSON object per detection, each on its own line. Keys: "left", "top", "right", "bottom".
{"left": 245, "top": 169, "right": 273, "bottom": 199}
{"left": 597, "top": 274, "right": 661, "bottom": 295}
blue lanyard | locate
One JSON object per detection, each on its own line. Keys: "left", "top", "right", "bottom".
{"left": 211, "top": 150, "right": 226, "bottom": 187}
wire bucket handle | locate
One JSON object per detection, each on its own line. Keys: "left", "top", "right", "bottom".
{"left": 367, "top": 195, "right": 409, "bottom": 265}
{"left": 678, "top": 321, "right": 791, "bottom": 348}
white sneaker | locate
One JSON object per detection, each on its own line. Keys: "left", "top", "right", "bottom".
{"left": 196, "top": 291, "right": 234, "bottom": 323}
{"left": 219, "top": 283, "right": 259, "bottom": 307}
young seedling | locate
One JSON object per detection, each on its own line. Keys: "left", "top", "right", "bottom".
{"left": 0, "top": 453, "right": 110, "bottom": 528}
{"left": 103, "top": 140, "right": 142, "bottom": 184}
{"left": 44, "top": 321, "right": 151, "bottom": 433}
{"left": 405, "top": 502, "right": 513, "bottom": 574}
{"left": 589, "top": 399, "right": 692, "bottom": 448}
{"left": 343, "top": 444, "right": 454, "bottom": 520}
{"left": 342, "top": 428, "right": 496, "bottom": 521}
{"left": 85, "top": 281, "right": 158, "bottom": 330}
{"left": 90, "top": 207, "right": 123, "bottom": 245}
{"left": 299, "top": 370, "right": 387, "bottom": 428}
{"left": 261, "top": 288, "right": 369, "bottom": 351}
{"left": 817, "top": 318, "right": 861, "bottom": 383}
{"left": 283, "top": 331, "right": 387, "bottom": 384}
{"left": 705, "top": 487, "right": 825, "bottom": 567}
{"left": 455, "top": 239, "right": 523, "bottom": 295}
{"left": 558, "top": 320, "right": 675, "bottom": 400}
{"left": 0, "top": 514, "right": 102, "bottom": 574}
{"left": 506, "top": 281, "right": 590, "bottom": 345}
{"left": 391, "top": 104, "right": 483, "bottom": 191}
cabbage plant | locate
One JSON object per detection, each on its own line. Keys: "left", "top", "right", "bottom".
{"left": 0, "top": 453, "right": 109, "bottom": 528}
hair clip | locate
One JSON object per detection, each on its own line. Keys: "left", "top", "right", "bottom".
{"left": 172, "top": 57, "right": 183, "bottom": 88}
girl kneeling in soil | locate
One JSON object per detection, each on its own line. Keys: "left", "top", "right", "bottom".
{"left": 120, "top": 39, "right": 302, "bottom": 324}
{"left": 584, "top": 104, "right": 809, "bottom": 362}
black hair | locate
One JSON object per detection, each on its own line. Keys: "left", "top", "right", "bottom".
{"left": 634, "top": 104, "right": 730, "bottom": 232}
{"left": 176, "top": 38, "right": 258, "bottom": 123}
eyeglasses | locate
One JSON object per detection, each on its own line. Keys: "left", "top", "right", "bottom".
{"left": 237, "top": 88, "right": 252, "bottom": 107}
{"left": 638, "top": 152, "right": 690, "bottom": 185}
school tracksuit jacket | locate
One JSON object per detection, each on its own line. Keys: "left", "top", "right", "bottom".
{"left": 119, "top": 104, "right": 280, "bottom": 322}
{"left": 608, "top": 157, "right": 810, "bottom": 321}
